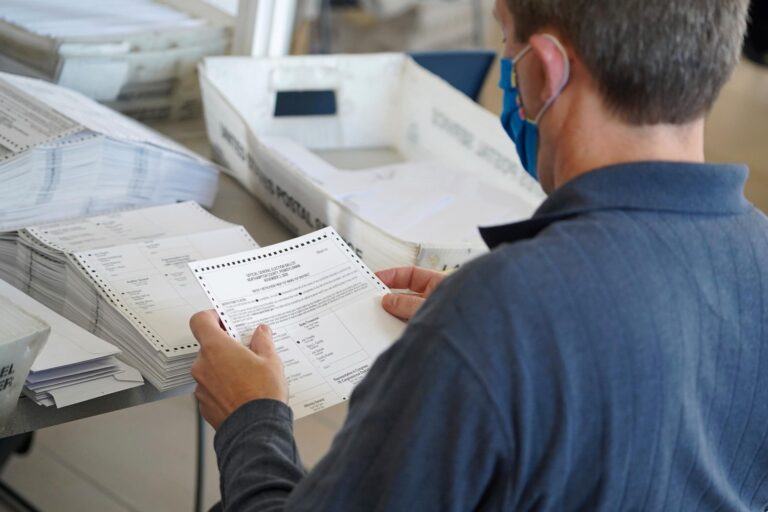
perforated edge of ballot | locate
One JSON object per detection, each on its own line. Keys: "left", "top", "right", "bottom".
{"left": 0, "top": 79, "right": 82, "bottom": 157}
{"left": 187, "top": 227, "right": 404, "bottom": 418}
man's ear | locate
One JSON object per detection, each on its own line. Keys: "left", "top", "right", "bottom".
{"left": 529, "top": 33, "right": 570, "bottom": 103}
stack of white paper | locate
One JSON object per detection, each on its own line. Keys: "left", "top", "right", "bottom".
{"left": 0, "top": 72, "right": 219, "bottom": 232}
{"left": 0, "top": 279, "right": 143, "bottom": 408}
{"left": 0, "top": 202, "right": 259, "bottom": 391}
{"left": 0, "top": 232, "right": 20, "bottom": 290}
{"left": 0, "top": 0, "right": 232, "bottom": 120}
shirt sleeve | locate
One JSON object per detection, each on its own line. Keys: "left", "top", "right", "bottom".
{"left": 213, "top": 323, "right": 511, "bottom": 512}
{"left": 213, "top": 399, "right": 305, "bottom": 512}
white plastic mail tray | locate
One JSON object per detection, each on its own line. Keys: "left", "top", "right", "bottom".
{"left": 199, "top": 53, "right": 545, "bottom": 271}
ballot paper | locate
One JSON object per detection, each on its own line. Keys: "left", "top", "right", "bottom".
{"left": 0, "top": 202, "right": 260, "bottom": 391}
{"left": 189, "top": 227, "right": 405, "bottom": 419}
{"left": 0, "top": 278, "right": 143, "bottom": 408}
{"left": 0, "top": 80, "right": 81, "bottom": 153}
{"left": 0, "top": 72, "right": 219, "bottom": 232}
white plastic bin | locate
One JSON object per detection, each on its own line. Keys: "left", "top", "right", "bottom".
{"left": 200, "top": 53, "right": 544, "bottom": 271}
{"left": 0, "top": 296, "right": 49, "bottom": 420}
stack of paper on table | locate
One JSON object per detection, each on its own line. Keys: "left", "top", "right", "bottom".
{"left": 0, "top": 279, "right": 143, "bottom": 408}
{"left": 0, "top": 71, "right": 219, "bottom": 232}
{"left": 0, "top": 0, "right": 232, "bottom": 120}
{"left": 0, "top": 202, "right": 258, "bottom": 391}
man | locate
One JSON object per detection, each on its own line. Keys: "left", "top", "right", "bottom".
{"left": 190, "top": 0, "right": 768, "bottom": 509}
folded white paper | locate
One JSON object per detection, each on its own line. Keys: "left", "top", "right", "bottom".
{"left": 0, "top": 280, "right": 120, "bottom": 373}
{"left": 0, "top": 277, "right": 144, "bottom": 408}
{"left": 26, "top": 361, "right": 144, "bottom": 408}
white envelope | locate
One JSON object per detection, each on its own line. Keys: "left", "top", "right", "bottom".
{"left": 24, "top": 361, "right": 144, "bottom": 408}
{"left": 47, "top": 363, "right": 144, "bottom": 408}
{"left": 25, "top": 359, "right": 116, "bottom": 384}
{"left": 0, "top": 279, "right": 120, "bottom": 372}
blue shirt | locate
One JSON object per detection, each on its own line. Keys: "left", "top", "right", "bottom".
{"left": 213, "top": 161, "right": 768, "bottom": 511}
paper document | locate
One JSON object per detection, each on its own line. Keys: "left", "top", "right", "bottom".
{"left": 6, "top": 202, "right": 257, "bottom": 391}
{"left": 73, "top": 226, "right": 257, "bottom": 355}
{"left": 0, "top": 278, "right": 119, "bottom": 372}
{"left": 189, "top": 227, "right": 405, "bottom": 419}
{"left": 0, "top": 278, "right": 143, "bottom": 408}
{"left": 27, "top": 361, "right": 143, "bottom": 408}
{"left": 0, "top": 80, "right": 80, "bottom": 154}
{"left": 26, "top": 201, "right": 232, "bottom": 254}
{"left": 0, "top": 73, "right": 218, "bottom": 232}
{"left": 4, "top": 73, "right": 203, "bottom": 160}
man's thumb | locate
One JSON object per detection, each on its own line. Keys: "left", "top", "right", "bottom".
{"left": 382, "top": 293, "right": 423, "bottom": 321}
{"left": 250, "top": 324, "right": 276, "bottom": 355}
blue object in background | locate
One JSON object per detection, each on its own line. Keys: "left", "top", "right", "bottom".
{"left": 269, "top": 50, "right": 497, "bottom": 118}
{"left": 409, "top": 49, "right": 496, "bottom": 102}
{"left": 274, "top": 90, "right": 338, "bottom": 117}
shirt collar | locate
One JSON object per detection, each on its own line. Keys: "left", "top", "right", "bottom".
{"left": 480, "top": 161, "right": 750, "bottom": 249}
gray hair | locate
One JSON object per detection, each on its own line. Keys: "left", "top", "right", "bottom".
{"left": 506, "top": 0, "right": 750, "bottom": 125}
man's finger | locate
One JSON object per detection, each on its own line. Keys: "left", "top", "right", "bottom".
{"left": 190, "top": 309, "right": 230, "bottom": 348}
{"left": 381, "top": 293, "right": 425, "bottom": 321}
{"left": 190, "top": 357, "right": 204, "bottom": 383}
{"left": 375, "top": 267, "right": 443, "bottom": 294}
{"left": 249, "top": 324, "right": 276, "bottom": 356}
{"left": 376, "top": 267, "right": 416, "bottom": 289}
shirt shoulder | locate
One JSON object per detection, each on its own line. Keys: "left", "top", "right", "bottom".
{"left": 414, "top": 213, "right": 615, "bottom": 333}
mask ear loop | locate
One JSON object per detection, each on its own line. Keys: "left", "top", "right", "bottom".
{"left": 532, "top": 34, "right": 571, "bottom": 125}
{"left": 510, "top": 45, "right": 533, "bottom": 88}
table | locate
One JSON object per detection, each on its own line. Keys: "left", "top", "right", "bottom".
{"left": 1, "top": 121, "right": 293, "bottom": 439}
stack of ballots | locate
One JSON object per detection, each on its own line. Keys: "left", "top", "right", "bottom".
{"left": 0, "top": 202, "right": 259, "bottom": 391}
{"left": 0, "top": 0, "right": 232, "bottom": 120}
{"left": 0, "top": 71, "right": 219, "bottom": 232}
{"left": 0, "top": 279, "right": 143, "bottom": 408}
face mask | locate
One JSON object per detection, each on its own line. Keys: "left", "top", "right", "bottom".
{"left": 499, "top": 34, "right": 570, "bottom": 180}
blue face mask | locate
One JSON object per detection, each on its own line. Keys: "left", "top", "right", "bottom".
{"left": 498, "top": 35, "right": 570, "bottom": 180}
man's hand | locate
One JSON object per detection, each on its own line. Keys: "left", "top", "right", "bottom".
{"left": 375, "top": 266, "right": 447, "bottom": 322}
{"left": 189, "top": 310, "right": 288, "bottom": 429}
